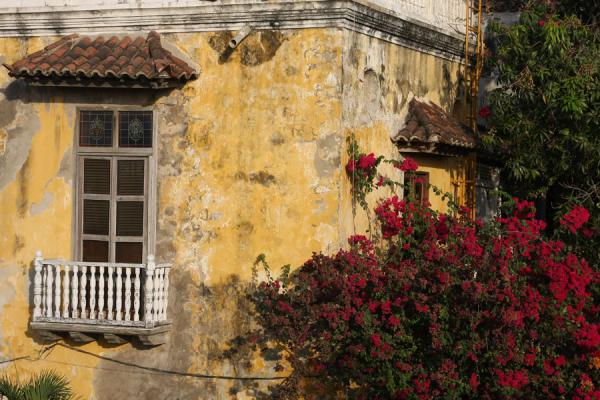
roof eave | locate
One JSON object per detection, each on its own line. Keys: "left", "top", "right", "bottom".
{"left": 395, "top": 141, "right": 475, "bottom": 157}
{"left": 17, "top": 75, "right": 193, "bottom": 89}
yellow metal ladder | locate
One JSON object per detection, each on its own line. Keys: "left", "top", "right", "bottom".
{"left": 464, "top": 0, "right": 485, "bottom": 131}
{"left": 461, "top": 0, "right": 486, "bottom": 219}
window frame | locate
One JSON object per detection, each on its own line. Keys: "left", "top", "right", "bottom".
{"left": 404, "top": 171, "right": 430, "bottom": 206}
{"left": 74, "top": 105, "right": 158, "bottom": 263}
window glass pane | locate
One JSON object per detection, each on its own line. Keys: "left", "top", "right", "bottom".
{"left": 84, "top": 159, "right": 110, "bottom": 194}
{"left": 117, "top": 160, "right": 145, "bottom": 195}
{"left": 83, "top": 200, "right": 110, "bottom": 235}
{"left": 80, "top": 111, "right": 113, "bottom": 147}
{"left": 83, "top": 240, "right": 109, "bottom": 262}
{"left": 116, "top": 201, "right": 144, "bottom": 236}
{"left": 115, "top": 242, "right": 143, "bottom": 263}
{"left": 119, "top": 111, "right": 152, "bottom": 148}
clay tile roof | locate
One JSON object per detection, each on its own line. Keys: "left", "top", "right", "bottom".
{"left": 3, "top": 31, "right": 198, "bottom": 86}
{"left": 394, "top": 99, "right": 476, "bottom": 150}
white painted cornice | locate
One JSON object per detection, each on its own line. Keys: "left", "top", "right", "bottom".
{"left": 0, "top": 0, "right": 466, "bottom": 61}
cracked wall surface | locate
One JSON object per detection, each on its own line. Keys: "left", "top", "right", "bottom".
{"left": 340, "top": 30, "right": 466, "bottom": 224}
{"left": 0, "top": 27, "right": 462, "bottom": 399}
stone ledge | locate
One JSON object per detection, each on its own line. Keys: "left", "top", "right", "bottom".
{"left": 31, "top": 321, "right": 171, "bottom": 346}
{"left": 0, "top": 1, "right": 465, "bottom": 62}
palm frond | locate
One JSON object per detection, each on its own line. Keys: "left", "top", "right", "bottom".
{"left": 0, "top": 371, "right": 75, "bottom": 400}
{"left": 0, "top": 375, "right": 23, "bottom": 400}
{"left": 21, "top": 371, "right": 74, "bottom": 400}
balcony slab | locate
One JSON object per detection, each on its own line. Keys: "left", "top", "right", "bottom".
{"left": 31, "top": 321, "right": 171, "bottom": 346}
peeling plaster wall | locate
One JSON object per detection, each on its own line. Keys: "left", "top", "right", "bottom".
{"left": 0, "top": 29, "right": 345, "bottom": 399}
{"left": 0, "top": 27, "right": 463, "bottom": 399}
{"left": 340, "top": 30, "right": 465, "bottom": 228}
{"left": 0, "top": 36, "right": 103, "bottom": 394}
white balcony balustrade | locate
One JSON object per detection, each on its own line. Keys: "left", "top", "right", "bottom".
{"left": 31, "top": 251, "right": 171, "bottom": 345}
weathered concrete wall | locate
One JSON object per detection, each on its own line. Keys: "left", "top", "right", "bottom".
{"left": 0, "top": 27, "right": 463, "bottom": 399}
{"left": 0, "top": 28, "right": 345, "bottom": 399}
{"left": 0, "top": 36, "right": 98, "bottom": 397}
{"left": 340, "top": 29, "right": 464, "bottom": 232}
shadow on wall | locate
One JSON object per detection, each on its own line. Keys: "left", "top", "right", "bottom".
{"left": 2, "top": 80, "right": 177, "bottom": 106}
{"left": 89, "top": 271, "right": 284, "bottom": 399}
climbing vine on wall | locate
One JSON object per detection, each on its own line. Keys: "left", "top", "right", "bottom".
{"left": 345, "top": 136, "right": 385, "bottom": 210}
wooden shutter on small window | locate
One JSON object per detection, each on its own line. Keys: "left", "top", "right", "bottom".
{"left": 403, "top": 171, "right": 430, "bottom": 206}
{"left": 414, "top": 172, "right": 430, "bottom": 205}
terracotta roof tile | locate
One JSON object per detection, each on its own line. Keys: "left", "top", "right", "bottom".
{"left": 394, "top": 99, "right": 476, "bottom": 150}
{"left": 3, "top": 31, "right": 198, "bottom": 85}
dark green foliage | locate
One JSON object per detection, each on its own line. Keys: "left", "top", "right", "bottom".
{"left": 483, "top": 4, "right": 600, "bottom": 246}
{"left": 0, "top": 371, "right": 75, "bottom": 400}
{"left": 489, "top": 0, "right": 599, "bottom": 23}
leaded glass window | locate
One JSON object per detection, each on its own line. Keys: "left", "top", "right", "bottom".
{"left": 79, "top": 111, "right": 113, "bottom": 147}
{"left": 119, "top": 111, "right": 153, "bottom": 148}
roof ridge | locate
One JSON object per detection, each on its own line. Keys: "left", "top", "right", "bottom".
{"left": 44, "top": 33, "right": 79, "bottom": 53}
{"left": 147, "top": 30, "right": 172, "bottom": 77}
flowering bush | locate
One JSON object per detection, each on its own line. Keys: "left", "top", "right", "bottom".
{"left": 250, "top": 165, "right": 599, "bottom": 399}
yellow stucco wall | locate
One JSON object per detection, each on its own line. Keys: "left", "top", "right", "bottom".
{"left": 0, "top": 27, "right": 464, "bottom": 399}
{"left": 402, "top": 152, "right": 473, "bottom": 213}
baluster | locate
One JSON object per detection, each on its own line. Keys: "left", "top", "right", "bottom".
{"left": 159, "top": 268, "right": 166, "bottom": 321}
{"left": 62, "top": 264, "right": 70, "bottom": 318}
{"left": 163, "top": 268, "right": 170, "bottom": 321}
{"left": 153, "top": 267, "right": 161, "bottom": 322}
{"left": 54, "top": 265, "right": 61, "bottom": 318}
{"left": 89, "top": 266, "right": 96, "bottom": 319}
{"left": 71, "top": 265, "right": 79, "bottom": 318}
{"left": 124, "top": 268, "right": 132, "bottom": 321}
{"left": 98, "top": 267, "right": 105, "bottom": 319}
{"left": 33, "top": 251, "right": 43, "bottom": 319}
{"left": 133, "top": 267, "right": 141, "bottom": 322}
{"left": 115, "top": 267, "right": 122, "bottom": 321}
{"left": 46, "top": 262, "right": 53, "bottom": 318}
{"left": 41, "top": 261, "right": 47, "bottom": 316}
{"left": 80, "top": 266, "right": 87, "bottom": 318}
{"left": 144, "top": 255, "right": 155, "bottom": 327}
{"left": 107, "top": 266, "right": 114, "bottom": 320}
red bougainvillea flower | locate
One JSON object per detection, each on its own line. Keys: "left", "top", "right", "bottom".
{"left": 358, "top": 153, "right": 377, "bottom": 169}
{"left": 560, "top": 205, "right": 590, "bottom": 233}
{"left": 469, "top": 373, "right": 479, "bottom": 392}
{"left": 538, "top": 20, "right": 545, "bottom": 27}
{"left": 496, "top": 370, "right": 529, "bottom": 389}
{"left": 370, "top": 333, "right": 382, "bottom": 348}
{"left": 397, "top": 157, "right": 418, "bottom": 172}
{"left": 478, "top": 105, "right": 491, "bottom": 118}
{"left": 346, "top": 159, "right": 356, "bottom": 173}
